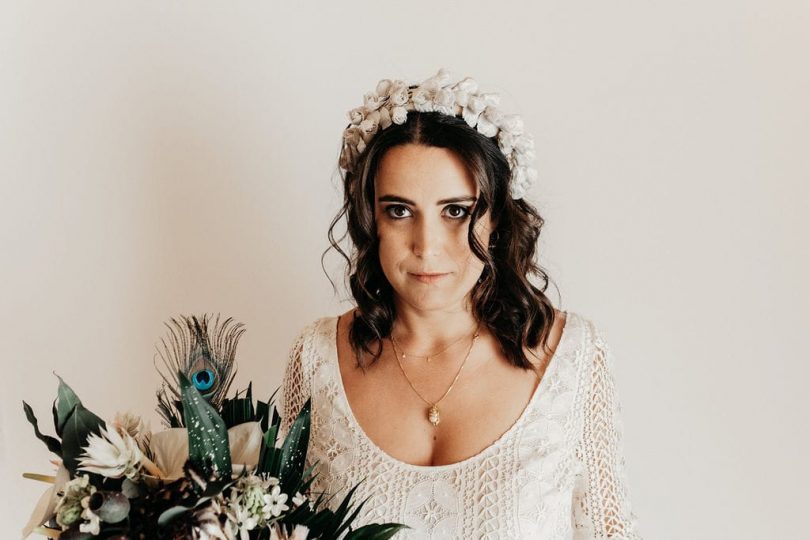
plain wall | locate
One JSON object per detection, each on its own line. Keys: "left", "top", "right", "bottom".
{"left": 2, "top": 1, "right": 808, "bottom": 538}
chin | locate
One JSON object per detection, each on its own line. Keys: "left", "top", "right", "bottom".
{"left": 401, "top": 289, "right": 468, "bottom": 312}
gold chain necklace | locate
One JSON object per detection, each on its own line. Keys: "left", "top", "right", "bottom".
{"left": 390, "top": 325, "right": 473, "bottom": 362}
{"left": 390, "top": 323, "right": 480, "bottom": 427}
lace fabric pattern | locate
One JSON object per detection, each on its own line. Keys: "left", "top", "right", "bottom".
{"left": 278, "top": 312, "right": 642, "bottom": 539}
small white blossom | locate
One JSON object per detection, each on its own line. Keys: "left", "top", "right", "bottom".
{"left": 292, "top": 491, "right": 307, "bottom": 507}
{"left": 79, "top": 497, "right": 101, "bottom": 536}
{"left": 262, "top": 485, "right": 289, "bottom": 518}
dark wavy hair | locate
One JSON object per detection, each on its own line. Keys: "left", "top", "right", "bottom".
{"left": 322, "top": 111, "right": 560, "bottom": 371}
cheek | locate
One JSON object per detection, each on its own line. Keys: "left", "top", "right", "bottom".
{"left": 376, "top": 225, "right": 404, "bottom": 267}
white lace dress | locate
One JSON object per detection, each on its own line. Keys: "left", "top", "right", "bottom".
{"left": 278, "top": 312, "right": 643, "bottom": 539}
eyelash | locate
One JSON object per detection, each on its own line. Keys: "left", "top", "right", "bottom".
{"left": 383, "top": 204, "right": 472, "bottom": 221}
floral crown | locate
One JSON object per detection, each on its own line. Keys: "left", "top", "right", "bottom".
{"left": 339, "top": 68, "right": 538, "bottom": 200}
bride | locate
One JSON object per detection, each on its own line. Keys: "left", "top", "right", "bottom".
{"left": 279, "top": 68, "right": 642, "bottom": 539}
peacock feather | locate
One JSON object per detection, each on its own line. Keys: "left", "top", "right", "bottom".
{"left": 155, "top": 314, "right": 246, "bottom": 428}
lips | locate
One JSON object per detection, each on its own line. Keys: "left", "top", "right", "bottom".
{"left": 409, "top": 272, "right": 450, "bottom": 284}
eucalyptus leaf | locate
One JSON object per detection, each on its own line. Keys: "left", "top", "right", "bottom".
{"left": 22, "top": 401, "right": 62, "bottom": 456}
{"left": 88, "top": 491, "right": 130, "bottom": 523}
{"left": 157, "top": 504, "right": 191, "bottom": 527}
{"left": 179, "top": 372, "right": 232, "bottom": 480}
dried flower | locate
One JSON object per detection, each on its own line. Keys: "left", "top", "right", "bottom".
{"left": 54, "top": 474, "right": 96, "bottom": 530}
{"left": 78, "top": 424, "right": 142, "bottom": 479}
{"left": 269, "top": 523, "right": 310, "bottom": 540}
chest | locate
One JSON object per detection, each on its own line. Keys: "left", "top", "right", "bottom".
{"left": 335, "top": 333, "right": 546, "bottom": 467}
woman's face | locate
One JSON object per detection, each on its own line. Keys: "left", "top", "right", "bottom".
{"left": 373, "top": 143, "right": 494, "bottom": 313}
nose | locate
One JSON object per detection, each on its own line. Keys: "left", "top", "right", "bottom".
{"left": 412, "top": 214, "right": 442, "bottom": 258}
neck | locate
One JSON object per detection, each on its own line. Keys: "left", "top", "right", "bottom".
{"left": 390, "top": 300, "right": 480, "bottom": 354}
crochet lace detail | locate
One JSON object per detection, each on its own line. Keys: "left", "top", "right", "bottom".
{"left": 279, "top": 312, "right": 642, "bottom": 539}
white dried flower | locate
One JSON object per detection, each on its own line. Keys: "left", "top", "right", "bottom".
{"left": 454, "top": 76, "right": 479, "bottom": 94}
{"left": 476, "top": 109, "right": 499, "bottom": 137}
{"left": 112, "top": 410, "right": 145, "bottom": 439}
{"left": 411, "top": 88, "right": 434, "bottom": 112}
{"left": 498, "top": 130, "right": 516, "bottom": 154}
{"left": 514, "top": 132, "right": 535, "bottom": 153}
{"left": 389, "top": 81, "right": 409, "bottom": 106}
{"left": 378, "top": 106, "right": 392, "bottom": 129}
{"left": 391, "top": 106, "right": 408, "bottom": 125}
{"left": 498, "top": 113, "right": 524, "bottom": 135}
{"left": 358, "top": 119, "right": 378, "bottom": 142}
{"left": 78, "top": 424, "right": 142, "bottom": 479}
{"left": 433, "top": 88, "right": 456, "bottom": 115}
{"left": 269, "top": 524, "right": 310, "bottom": 540}
{"left": 191, "top": 497, "right": 233, "bottom": 540}
{"left": 348, "top": 107, "right": 365, "bottom": 126}
{"left": 375, "top": 79, "right": 392, "bottom": 96}
{"left": 362, "top": 91, "right": 386, "bottom": 111}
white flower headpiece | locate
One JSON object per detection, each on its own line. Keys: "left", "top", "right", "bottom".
{"left": 339, "top": 68, "right": 537, "bottom": 200}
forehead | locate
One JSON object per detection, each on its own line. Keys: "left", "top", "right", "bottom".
{"left": 374, "top": 144, "right": 477, "bottom": 201}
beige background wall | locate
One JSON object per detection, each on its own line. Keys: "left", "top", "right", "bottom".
{"left": 2, "top": 1, "right": 808, "bottom": 538}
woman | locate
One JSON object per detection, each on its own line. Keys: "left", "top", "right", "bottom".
{"left": 279, "top": 69, "right": 642, "bottom": 539}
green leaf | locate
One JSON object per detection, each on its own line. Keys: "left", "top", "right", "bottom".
{"left": 22, "top": 401, "right": 62, "bottom": 456}
{"left": 179, "top": 372, "right": 232, "bottom": 480}
{"left": 278, "top": 398, "right": 310, "bottom": 493}
{"left": 256, "top": 423, "right": 280, "bottom": 475}
{"left": 60, "top": 402, "right": 105, "bottom": 476}
{"left": 256, "top": 400, "right": 270, "bottom": 432}
{"left": 53, "top": 374, "right": 82, "bottom": 437}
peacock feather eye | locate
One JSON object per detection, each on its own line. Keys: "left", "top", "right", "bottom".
{"left": 155, "top": 313, "right": 245, "bottom": 428}
{"left": 192, "top": 369, "right": 216, "bottom": 392}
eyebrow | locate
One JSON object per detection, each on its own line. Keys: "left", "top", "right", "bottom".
{"left": 377, "top": 195, "right": 477, "bottom": 205}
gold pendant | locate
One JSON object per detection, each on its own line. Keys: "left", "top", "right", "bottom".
{"left": 428, "top": 405, "right": 441, "bottom": 426}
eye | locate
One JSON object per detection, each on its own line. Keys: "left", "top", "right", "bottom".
{"left": 383, "top": 204, "right": 412, "bottom": 219}
{"left": 443, "top": 205, "right": 472, "bottom": 220}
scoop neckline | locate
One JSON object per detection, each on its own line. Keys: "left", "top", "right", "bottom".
{"left": 326, "top": 311, "right": 576, "bottom": 473}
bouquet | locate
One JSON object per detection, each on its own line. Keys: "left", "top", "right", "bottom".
{"left": 21, "top": 314, "right": 407, "bottom": 539}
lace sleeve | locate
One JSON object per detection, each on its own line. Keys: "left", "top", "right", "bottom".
{"left": 572, "top": 320, "right": 643, "bottom": 539}
{"left": 278, "top": 321, "right": 315, "bottom": 440}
